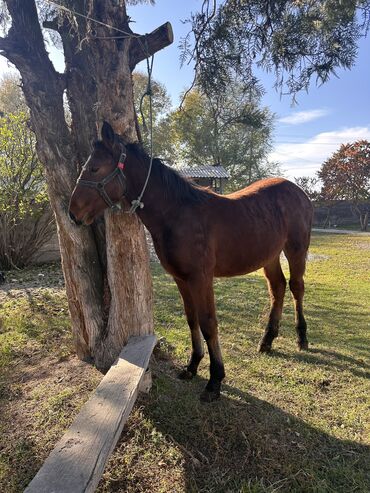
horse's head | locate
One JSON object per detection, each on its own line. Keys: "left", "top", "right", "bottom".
{"left": 69, "top": 122, "right": 127, "bottom": 226}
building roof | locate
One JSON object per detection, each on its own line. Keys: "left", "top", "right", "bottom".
{"left": 179, "top": 165, "right": 229, "bottom": 179}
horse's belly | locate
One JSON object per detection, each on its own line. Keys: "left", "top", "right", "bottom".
{"left": 214, "top": 257, "right": 266, "bottom": 277}
{"left": 213, "top": 232, "right": 285, "bottom": 277}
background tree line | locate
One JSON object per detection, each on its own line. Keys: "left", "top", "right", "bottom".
{"left": 296, "top": 140, "right": 370, "bottom": 231}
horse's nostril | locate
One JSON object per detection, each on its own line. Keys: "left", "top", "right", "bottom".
{"left": 69, "top": 211, "right": 76, "bottom": 223}
{"left": 69, "top": 211, "right": 82, "bottom": 226}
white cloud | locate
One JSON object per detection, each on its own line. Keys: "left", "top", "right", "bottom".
{"left": 278, "top": 109, "right": 330, "bottom": 125}
{"left": 270, "top": 126, "right": 370, "bottom": 179}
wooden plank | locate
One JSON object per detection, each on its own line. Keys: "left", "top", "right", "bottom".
{"left": 138, "top": 368, "right": 152, "bottom": 394}
{"left": 25, "top": 334, "right": 157, "bottom": 493}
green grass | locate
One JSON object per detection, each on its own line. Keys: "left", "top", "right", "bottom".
{"left": 1, "top": 233, "right": 369, "bottom": 492}
{"left": 0, "top": 264, "right": 102, "bottom": 492}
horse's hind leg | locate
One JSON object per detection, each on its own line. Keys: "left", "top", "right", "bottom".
{"left": 175, "top": 278, "right": 204, "bottom": 379}
{"left": 284, "top": 245, "right": 309, "bottom": 350}
{"left": 258, "top": 256, "right": 287, "bottom": 352}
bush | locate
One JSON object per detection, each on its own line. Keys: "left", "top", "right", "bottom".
{"left": 0, "top": 112, "right": 55, "bottom": 269}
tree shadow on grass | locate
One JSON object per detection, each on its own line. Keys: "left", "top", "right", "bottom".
{"left": 139, "top": 361, "right": 370, "bottom": 493}
{"left": 268, "top": 348, "right": 370, "bottom": 380}
{"left": 216, "top": 278, "right": 370, "bottom": 363}
{"left": 10, "top": 347, "right": 368, "bottom": 493}
{"left": 0, "top": 435, "right": 41, "bottom": 493}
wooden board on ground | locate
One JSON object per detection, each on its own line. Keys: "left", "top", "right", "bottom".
{"left": 25, "top": 334, "right": 157, "bottom": 493}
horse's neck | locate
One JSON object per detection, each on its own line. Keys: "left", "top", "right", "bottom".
{"left": 124, "top": 149, "right": 168, "bottom": 234}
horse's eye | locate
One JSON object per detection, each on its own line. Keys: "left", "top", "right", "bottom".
{"left": 91, "top": 167, "right": 99, "bottom": 173}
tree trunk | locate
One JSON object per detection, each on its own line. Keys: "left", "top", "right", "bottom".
{"left": 364, "top": 212, "right": 369, "bottom": 232}
{"left": 360, "top": 211, "right": 368, "bottom": 231}
{"left": 0, "top": 0, "right": 173, "bottom": 370}
{"left": 354, "top": 203, "right": 369, "bottom": 232}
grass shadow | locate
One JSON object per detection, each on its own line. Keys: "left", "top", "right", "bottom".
{"left": 0, "top": 431, "right": 44, "bottom": 492}
{"left": 267, "top": 348, "right": 370, "bottom": 380}
{"left": 140, "top": 359, "right": 370, "bottom": 492}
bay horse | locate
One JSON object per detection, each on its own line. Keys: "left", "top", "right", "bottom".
{"left": 69, "top": 122, "right": 313, "bottom": 402}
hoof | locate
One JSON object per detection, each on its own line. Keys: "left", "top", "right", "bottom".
{"left": 298, "top": 340, "right": 309, "bottom": 351}
{"left": 200, "top": 389, "right": 220, "bottom": 403}
{"left": 200, "top": 380, "right": 221, "bottom": 402}
{"left": 258, "top": 341, "right": 272, "bottom": 353}
{"left": 178, "top": 368, "right": 195, "bottom": 380}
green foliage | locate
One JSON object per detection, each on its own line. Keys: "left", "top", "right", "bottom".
{"left": 170, "top": 85, "right": 279, "bottom": 189}
{"left": 133, "top": 71, "right": 278, "bottom": 188}
{"left": 294, "top": 176, "right": 321, "bottom": 201}
{"left": 0, "top": 112, "right": 53, "bottom": 269}
{"left": 132, "top": 71, "right": 176, "bottom": 163}
{"left": 0, "top": 73, "right": 27, "bottom": 115}
{"left": 184, "top": 0, "right": 370, "bottom": 98}
{"left": 0, "top": 113, "right": 47, "bottom": 217}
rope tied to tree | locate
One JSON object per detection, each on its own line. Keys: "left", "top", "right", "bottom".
{"left": 139, "top": 38, "right": 154, "bottom": 134}
{"left": 44, "top": 0, "right": 141, "bottom": 39}
{"left": 129, "top": 35, "right": 155, "bottom": 214}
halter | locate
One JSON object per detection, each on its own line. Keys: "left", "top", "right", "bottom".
{"left": 77, "top": 149, "right": 127, "bottom": 211}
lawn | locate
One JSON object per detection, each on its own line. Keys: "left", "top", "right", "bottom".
{"left": 0, "top": 232, "right": 369, "bottom": 492}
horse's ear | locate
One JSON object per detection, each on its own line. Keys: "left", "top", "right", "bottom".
{"left": 101, "top": 121, "right": 115, "bottom": 149}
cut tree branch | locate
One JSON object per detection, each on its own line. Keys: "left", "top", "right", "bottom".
{"left": 129, "top": 21, "right": 173, "bottom": 69}
{"left": 43, "top": 18, "right": 61, "bottom": 32}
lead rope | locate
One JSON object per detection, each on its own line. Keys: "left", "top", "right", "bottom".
{"left": 128, "top": 41, "right": 155, "bottom": 214}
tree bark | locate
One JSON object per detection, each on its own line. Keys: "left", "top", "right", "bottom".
{"left": 354, "top": 204, "right": 369, "bottom": 232}
{"left": 363, "top": 211, "right": 369, "bottom": 231}
{"left": 1, "top": 0, "right": 173, "bottom": 370}
{"left": 359, "top": 211, "right": 369, "bottom": 231}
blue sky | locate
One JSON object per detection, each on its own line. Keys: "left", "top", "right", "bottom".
{"left": 128, "top": 0, "right": 370, "bottom": 179}
{"left": 1, "top": 0, "right": 369, "bottom": 179}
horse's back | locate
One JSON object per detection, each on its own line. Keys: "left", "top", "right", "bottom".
{"left": 227, "top": 177, "right": 312, "bottom": 230}
{"left": 209, "top": 178, "right": 313, "bottom": 276}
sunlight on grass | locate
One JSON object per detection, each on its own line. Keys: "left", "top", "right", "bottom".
{"left": 143, "top": 232, "right": 370, "bottom": 492}
{"left": 1, "top": 233, "right": 369, "bottom": 493}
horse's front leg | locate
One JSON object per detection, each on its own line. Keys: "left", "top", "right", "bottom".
{"left": 175, "top": 278, "right": 204, "bottom": 380}
{"left": 189, "top": 277, "right": 225, "bottom": 402}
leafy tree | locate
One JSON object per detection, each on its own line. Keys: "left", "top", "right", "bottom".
{"left": 133, "top": 72, "right": 171, "bottom": 127}
{"left": 0, "top": 72, "right": 27, "bottom": 114}
{"left": 318, "top": 140, "right": 370, "bottom": 230}
{"left": 171, "top": 85, "right": 278, "bottom": 189}
{"left": 183, "top": 1, "right": 370, "bottom": 98}
{"left": 132, "top": 71, "right": 176, "bottom": 162}
{"left": 0, "top": 0, "right": 173, "bottom": 370}
{"left": 294, "top": 175, "right": 338, "bottom": 228}
{"left": 0, "top": 112, "right": 54, "bottom": 269}
{"left": 294, "top": 176, "right": 321, "bottom": 201}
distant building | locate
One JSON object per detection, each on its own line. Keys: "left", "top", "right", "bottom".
{"left": 179, "top": 165, "right": 229, "bottom": 194}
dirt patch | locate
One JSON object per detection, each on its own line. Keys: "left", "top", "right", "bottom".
{"left": 0, "top": 263, "right": 65, "bottom": 303}
{"left": 1, "top": 352, "right": 101, "bottom": 492}
{"left": 280, "top": 252, "right": 329, "bottom": 264}
{"left": 352, "top": 240, "right": 370, "bottom": 251}
{"left": 0, "top": 263, "right": 102, "bottom": 492}
{"left": 307, "top": 252, "right": 329, "bottom": 261}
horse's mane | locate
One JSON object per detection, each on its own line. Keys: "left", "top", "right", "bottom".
{"left": 127, "top": 143, "right": 212, "bottom": 205}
